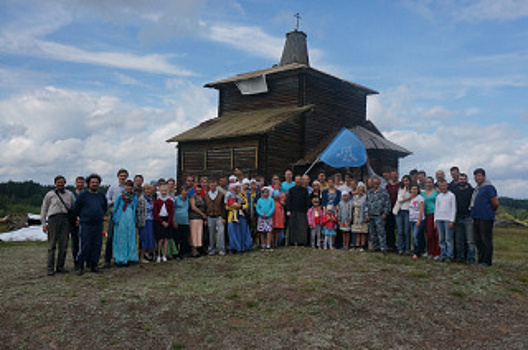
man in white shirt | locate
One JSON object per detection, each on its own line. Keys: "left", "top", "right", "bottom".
{"left": 104, "top": 168, "right": 128, "bottom": 267}
{"left": 434, "top": 180, "right": 457, "bottom": 262}
{"left": 40, "top": 175, "right": 76, "bottom": 275}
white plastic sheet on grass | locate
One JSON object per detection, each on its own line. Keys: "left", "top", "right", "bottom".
{"left": 0, "top": 225, "right": 46, "bottom": 242}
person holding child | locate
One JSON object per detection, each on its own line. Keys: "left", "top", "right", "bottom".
{"left": 256, "top": 187, "right": 275, "bottom": 250}
{"left": 226, "top": 183, "right": 252, "bottom": 252}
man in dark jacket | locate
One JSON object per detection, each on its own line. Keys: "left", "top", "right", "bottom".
{"left": 451, "top": 173, "right": 474, "bottom": 263}
{"left": 74, "top": 174, "right": 108, "bottom": 275}
{"left": 286, "top": 176, "right": 310, "bottom": 246}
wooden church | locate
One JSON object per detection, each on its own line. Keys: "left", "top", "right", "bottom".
{"left": 167, "top": 30, "right": 411, "bottom": 182}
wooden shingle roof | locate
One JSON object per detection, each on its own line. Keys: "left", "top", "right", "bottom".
{"left": 166, "top": 105, "right": 314, "bottom": 143}
{"left": 204, "top": 63, "right": 379, "bottom": 95}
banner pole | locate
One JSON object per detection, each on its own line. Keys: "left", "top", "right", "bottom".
{"left": 303, "top": 157, "right": 320, "bottom": 176}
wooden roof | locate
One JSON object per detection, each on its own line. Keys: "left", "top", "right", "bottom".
{"left": 166, "top": 105, "right": 314, "bottom": 143}
{"left": 294, "top": 125, "right": 412, "bottom": 166}
{"left": 204, "top": 63, "right": 379, "bottom": 95}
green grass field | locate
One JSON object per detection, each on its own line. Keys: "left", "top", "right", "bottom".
{"left": 1, "top": 227, "right": 527, "bottom": 349}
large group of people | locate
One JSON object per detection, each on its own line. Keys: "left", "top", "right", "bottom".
{"left": 40, "top": 164, "right": 499, "bottom": 276}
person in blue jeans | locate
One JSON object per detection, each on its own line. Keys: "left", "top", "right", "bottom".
{"left": 451, "top": 173, "right": 475, "bottom": 263}
{"left": 408, "top": 185, "right": 425, "bottom": 260}
{"left": 434, "top": 180, "right": 457, "bottom": 262}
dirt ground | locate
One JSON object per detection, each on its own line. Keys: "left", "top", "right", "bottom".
{"left": 1, "top": 228, "right": 527, "bottom": 349}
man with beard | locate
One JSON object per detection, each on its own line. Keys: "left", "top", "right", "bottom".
{"left": 451, "top": 173, "right": 475, "bottom": 264}
{"left": 286, "top": 176, "right": 310, "bottom": 246}
{"left": 74, "top": 174, "right": 108, "bottom": 275}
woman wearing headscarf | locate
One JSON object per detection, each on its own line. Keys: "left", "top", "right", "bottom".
{"left": 112, "top": 180, "right": 139, "bottom": 266}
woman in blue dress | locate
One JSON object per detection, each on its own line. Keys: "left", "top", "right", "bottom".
{"left": 226, "top": 183, "right": 253, "bottom": 253}
{"left": 113, "top": 180, "right": 139, "bottom": 266}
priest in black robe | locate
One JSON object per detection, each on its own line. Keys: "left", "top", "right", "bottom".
{"left": 286, "top": 176, "right": 310, "bottom": 245}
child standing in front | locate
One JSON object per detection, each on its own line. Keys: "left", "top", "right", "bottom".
{"left": 272, "top": 189, "right": 285, "bottom": 248}
{"left": 337, "top": 191, "right": 353, "bottom": 250}
{"left": 256, "top": 187, "right": 275, "bottom": 250}
{"left": 307, "top": 197, "right": 324, "bottom": 249}
{"left": 153, "top": 184, "right": 174, "bottom": 262}
{"left": 322, "top": 205, "right": 338, "bottom": 250}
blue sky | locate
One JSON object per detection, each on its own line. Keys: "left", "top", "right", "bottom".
{"left": 1, "top": 0, "right": 527, "bottom": 197}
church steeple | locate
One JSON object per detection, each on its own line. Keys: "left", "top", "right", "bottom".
{"left": 279, "top": 30, "right": 309, "bottom": 67}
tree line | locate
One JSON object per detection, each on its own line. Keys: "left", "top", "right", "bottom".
{"left": 0, "top": 180, "right": 108, "bottom": 217}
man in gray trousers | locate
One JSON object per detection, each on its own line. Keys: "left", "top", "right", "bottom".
{"left": 40, "top": 175, "right": 76, "bottom": 276}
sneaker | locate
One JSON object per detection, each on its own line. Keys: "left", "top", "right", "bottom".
{"left": 76, "top": 268, "right": 84, "bottom": 276}
{"left": 218, "top": 251, "right": 226, "bottom": 256}
{"left": 423, "top": 253, "right": 429, "bottom": 258}
{"left": 56, "top": 267, "right": 69, "bottom": 274}
{"left": 47, "top": 270, "right": 55, "bottom": 276}
{"left": 412, "top": 254, "right": 418, "bottom": 261}
{"left": 433, "top": 256, "right": 440, "bottom": 261}
{"left": 162, "top": 256, "right": 167, "bottom": 262}
{"left": 140, "top": 259, "right": 150, "bottom": 264}
{"left": 156, "top": 256, "right": 161, "bottom": 263}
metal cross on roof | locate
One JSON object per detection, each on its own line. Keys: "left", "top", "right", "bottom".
{"left": 294, "top": 13, "right": 301, "bottom": 31}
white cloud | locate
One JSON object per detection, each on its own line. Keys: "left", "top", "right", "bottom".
{"left": 0, "top": 84, "right": 216, "bottom": 185}
{"left": 367, "top": 81, "right": 528, "bottom": 198}
{"left": 380, "top": 120, "right": 528, "bottom": 198}
{"left": 403, "top": 0, "right": 528, "bottom": 22}
{"left": 454, "top": 0, "right": 528, "bottom": 22}
{"left": 0, "top": 0, "right": 194, "bottom": 76}
{"left": 0, "top": 30, "right": 192, "bottom": 76}
{"left": 207, "top": 24, "right": 283, "bottom": 61}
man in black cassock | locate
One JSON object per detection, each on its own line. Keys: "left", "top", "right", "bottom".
{"left": 286, "top": 176, "right": 310, "bottom": 246}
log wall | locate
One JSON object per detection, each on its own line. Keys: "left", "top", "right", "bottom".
{"left": 218, "top": 72, "right": 299, "bottom": 115}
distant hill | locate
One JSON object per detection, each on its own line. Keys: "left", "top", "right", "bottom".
{"left": 498, "top": 197, "right": 528, "bottom": 224}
